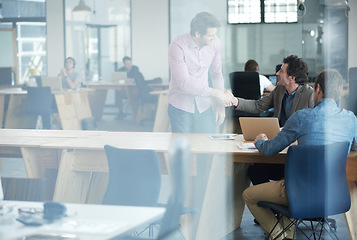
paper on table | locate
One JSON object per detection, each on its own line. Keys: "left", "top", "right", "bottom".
{"left": 237, "top": 142, "right": 258, "bottom": 152}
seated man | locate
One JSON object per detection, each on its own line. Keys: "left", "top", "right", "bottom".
{"left": 115, "top": 56, "right": 158, "bottom": 119}
{"left": 232, "top": 55, "right": 314, "bottom": 188}
{"left": 244, "top": 59, "right": 275, "bottom": 96}
{"left": 58, "top": 57, "right": 82, "bottom": 90}
{"left": 242, "top": 69, "right": 357, "bottom": 240}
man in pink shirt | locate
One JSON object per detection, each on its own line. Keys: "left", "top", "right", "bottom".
{"left": 168, "top": 12, "right": 233, "bottom": 133}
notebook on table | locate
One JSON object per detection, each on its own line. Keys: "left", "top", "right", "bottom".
{"left": 239, "top": 117, "right": 280, "bottom": 141}
{"left": 41, "top": 77, "right": 63, "bottom": 92}
{"left": 112, "top": 72, "right": 127, "bottom": 83}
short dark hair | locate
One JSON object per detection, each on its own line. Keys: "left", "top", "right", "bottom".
{"left": 245, "top": 60, "right": 258, "bottom": 72}
{"left": 283, "top": 55, "right": 308, "bottom": 84}
{"left": 122, "top": 56, "right": 132, "bottom": 63}
{"left": 190, "top": 12, "right": 221, "bottom": 36}
{"left": 314, "top": 69, "right": 343, "bottom": 102}
{"left": 65, "top": 57, "right": 76, "bottom": 67}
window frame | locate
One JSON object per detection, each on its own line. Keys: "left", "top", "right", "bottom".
{"left": 227, "top": 0, "right": 298, "bottom": 24}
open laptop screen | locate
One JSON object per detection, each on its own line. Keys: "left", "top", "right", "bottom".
{"left": 239, "top": 117, "right": 281, "bottom": 141}
{"left": 41, "top": 77, "right": 63, "bottom": 91}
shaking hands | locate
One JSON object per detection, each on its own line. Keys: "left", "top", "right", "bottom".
{"left": 211, "top": 89, "right": 238, "bottom": 107}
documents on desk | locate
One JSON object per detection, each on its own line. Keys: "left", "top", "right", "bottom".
{"left": 237, "top": 142, "right": 258, "bottom": 152}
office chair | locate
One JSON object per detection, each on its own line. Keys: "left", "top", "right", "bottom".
{"left": 258, "top": 142, "right": 351, "bottom": 240}
{"left": 125, "top": 136, "right": 191, "bottom": 240}
{"left": 226, "top": 71, "right": 261, "bottom": 133}
{"left": 134, "top": 73, "right": 158, "bottom": 125}
{"left": 102, "top": 146, "right": 161, "bottom": 207}
{"left": 25, "top": 87, "right": 53, "bottom": 129}
{"left": 348, "top": 67, "right": 357, "bottom": 115}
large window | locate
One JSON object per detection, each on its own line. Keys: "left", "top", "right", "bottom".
{"left": 64, "top": 0, "right": 131, "bottom": 82}
{"left": 0, "top": 0, "right": 46, "bottom": 84}
{"left": 228, "top": 0, "right": 298, "bottom": 24}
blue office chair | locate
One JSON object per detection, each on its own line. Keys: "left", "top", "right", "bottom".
{"left": 25, "top": 87, "right": 53, "bottom": 129}
{"left": 102, "top": 146, "right": 161, "bottom": 207}
{"left": 123, "top": 136, "right": 191, "bottom": 240}
{"left": 103, "top": 141, "right": 195, "bottom": 239}
{"left": 258, "top": 142, "right": 351, "bottom": 240}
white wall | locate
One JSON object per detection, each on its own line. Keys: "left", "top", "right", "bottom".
{"left": 131, "top": 0, "right": 169, "bottom": 82}
{"left": 349, "top": 0, "right": 357, "bottom": 69}
{"left": 46, "top": 0, "right": 65, "bottom": 77}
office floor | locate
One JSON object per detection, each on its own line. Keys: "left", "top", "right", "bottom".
{"left": 0, "top": 104, "right": 351, "bottom": 240}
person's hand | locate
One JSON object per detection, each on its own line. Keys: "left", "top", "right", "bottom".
{"left": 253, "top": 133, "right": 268, "bottom": 143}
{"left": 60, "top": 68, "right": 68, "bottom": 77}
{"left": 211, "top": 89, "right": 237, "bottom": 107}
{"left": 224, "top": 90, "right": 238, "bottom": 106}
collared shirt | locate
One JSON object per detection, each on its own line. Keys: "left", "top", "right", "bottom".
{"left": 255, "top": 99, "right": 357, "bottom": 156}
{"left": 279, "top": 90, "right": 296, "bottom": 126}
{"left": 168, "top": 33, "right": 224, "bottom": 113}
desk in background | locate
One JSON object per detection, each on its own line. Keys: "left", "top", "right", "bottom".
{"left": 0, "top": 129, "right": 356, "bottom": 240}
{"left": 0, "top": 88, "right": 93, "bottom": 130}
{"left": 84, "top": 81, "right": 168, "bottom": 122}
{"left": 0, "top": 200, "right": 165, "bottom": 240}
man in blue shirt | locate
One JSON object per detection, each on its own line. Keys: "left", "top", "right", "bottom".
{"left": 242, "top": 69, "right": 357, "bottom": 240}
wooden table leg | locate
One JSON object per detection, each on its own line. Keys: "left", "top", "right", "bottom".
{"left": 53, "top": 149, "right": 92, "bottom": 203}
{"left": 21, "top": 147, "right": 47, "bottom": 178}
{"left": 182, "top": 154, "right": 250, "bottom": 240}
{"left": 345, "top": 181, "right": 357, "bottom": 240}
{"left": 153, "top": 93, "right": 170, "bottom": 132}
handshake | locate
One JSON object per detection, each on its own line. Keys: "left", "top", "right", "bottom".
{"left": 211, "top": 89, "right": 238, "bottom": 107}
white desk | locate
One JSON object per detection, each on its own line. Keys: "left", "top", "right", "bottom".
{"left": 0, "top": 200, "right": 165, "bottom": 240}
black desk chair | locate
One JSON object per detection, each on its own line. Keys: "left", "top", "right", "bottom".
{"left": 25, "top": 87, "right": 53, "bottom": 129}
{"left": 258, "top": 142, "right": 351, "bottom": 240}
{"left": 226, "top": 71, "right": 261, "bottom": 133}
{"left": 134, "top": 73, "right": 159, "bottom": 125}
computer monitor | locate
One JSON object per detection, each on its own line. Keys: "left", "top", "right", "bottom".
{"left": 265, "top": 74, "right": 278, "bottom": 86}
{"left": 0, "top": 67, "right": 13, "bottom": 86}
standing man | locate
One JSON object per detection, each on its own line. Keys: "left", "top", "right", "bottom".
{"left": 243, "top": 69, "right": 357, "bottom": 240}
{"left": 168, "top": 12, "right": 234, "bottom": 133}
{"left": 58, "top": 57, "right": 82, "bottom": 89}
{"left": 231, "top": 55, "right": 315, "bottom": 188}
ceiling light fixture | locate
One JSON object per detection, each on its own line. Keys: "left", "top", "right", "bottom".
{"left": 73, "top": 0, "right": 92, "bottom": 12}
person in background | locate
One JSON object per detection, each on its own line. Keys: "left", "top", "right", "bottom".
{"left": 244, "top": 59, "right": 275, "bottom": 96}
{"left": 168, "top": 12, "right": 234, "bottom": 133}
{"left": 242, "top": 69, "right": 357, "bottom": 240}
{"left": 116, "top": 56, "right": 158, "bottom": 120}
{"left": 231, "top": 55, "right": 314, "bottom": 193}
{"left": 58, "top": 57, "right": 82, "bottom": 90}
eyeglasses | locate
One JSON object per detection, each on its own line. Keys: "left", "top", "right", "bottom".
{"left": 18, "top": 207, "right": 43, "bottom": 215}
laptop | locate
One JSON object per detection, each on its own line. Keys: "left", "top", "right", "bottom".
{"left": 112, "top": 72, "right": 127, "bottom": 83}
{"left": 239, "top": 117, "right": 281, "bottom": 141}
{"left": 41, "top": 77, "right": 63, "bottom": 91}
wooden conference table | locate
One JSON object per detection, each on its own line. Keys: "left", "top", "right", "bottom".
{"left": 0, "top": 88, "right": 92, "bottom": 130}
{"left": 0, "top": 200, "right": 165, "bottom": 240}
{"left": 0, "top": 129, "right": 356, "bottom": 240}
